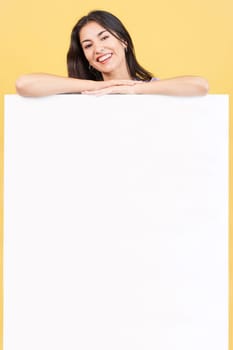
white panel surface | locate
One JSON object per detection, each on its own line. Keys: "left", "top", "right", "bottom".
{"left": 4, "top": 95, "right": 228, "bottom": 350}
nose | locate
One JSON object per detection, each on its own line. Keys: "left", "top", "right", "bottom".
{"left": 95, "top": 46, "right": 105, "bottom": 54}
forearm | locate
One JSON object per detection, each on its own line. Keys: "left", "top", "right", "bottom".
{"left": 133, "top": 76, "right": 209, "bottom": 96}
{"left": 15, "top": 73, "right": 102, "bottom": 97}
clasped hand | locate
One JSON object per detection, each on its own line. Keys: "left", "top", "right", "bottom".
{"left": 82, "top": 79, "right": 143, "bottom": 96}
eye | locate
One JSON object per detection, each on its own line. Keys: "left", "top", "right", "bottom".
{"left": 101, "top": 35, "right": 109, "bottom": 41}
{"left": 83, "top": 43, "right": 92, "bottom": 50}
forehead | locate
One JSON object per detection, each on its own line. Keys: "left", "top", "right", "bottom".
{"left": 79, "top": 21, "right": 108, "bottom": 41}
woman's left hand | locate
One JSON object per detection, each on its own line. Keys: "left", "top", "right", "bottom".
{"left": 81, "top": 81, "right": 143, "bottom": 96}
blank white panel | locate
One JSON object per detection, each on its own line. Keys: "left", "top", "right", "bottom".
{"left": 4, "top": 95, "right": 228, "bottom": 350}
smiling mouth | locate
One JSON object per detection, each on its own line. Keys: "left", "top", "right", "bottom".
{"left": 97, "top": 53, "right": 112, "bottom": 63}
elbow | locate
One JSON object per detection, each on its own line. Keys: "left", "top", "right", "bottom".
{"left": 15, "top": 75, "right": 34, "bottom": 97}
{"left": 195, "top": 77, "right": 209, "bottom": 96}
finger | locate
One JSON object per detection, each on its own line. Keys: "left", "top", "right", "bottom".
{"left": 81, "top": 90, "right": 97, "bottom": 94}
{"left": 82, "top": 88, "right": 110, "bottom": 96}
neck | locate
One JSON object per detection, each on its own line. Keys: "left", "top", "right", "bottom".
{"left": 102, "top": 67, "right": 132, "bottom": 81}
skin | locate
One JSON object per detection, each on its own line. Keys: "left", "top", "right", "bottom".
{"left": 15, "top": 21, "right": 209, "bottom": 97}
{"left": 80, "top": 21, "right": 130, "bottom": 81}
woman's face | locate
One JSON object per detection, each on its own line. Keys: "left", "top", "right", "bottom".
{"left": 79, "top": 21, "right": 129, "bottom": 80}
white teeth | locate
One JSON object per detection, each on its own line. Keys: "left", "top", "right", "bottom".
{"left": 98, "top": 53, "right": 112, "bottom": 62}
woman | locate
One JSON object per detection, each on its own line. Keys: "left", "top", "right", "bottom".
{"left": 16, "top": 10, "right": 208, "bottom": 97}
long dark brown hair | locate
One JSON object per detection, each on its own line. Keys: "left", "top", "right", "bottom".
{"left": 67, "top": 10, "right": 153, "bottom": 81}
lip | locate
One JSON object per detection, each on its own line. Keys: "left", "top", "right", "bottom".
{"left": 96, "top": 53, "right": 113, "bottom": 63}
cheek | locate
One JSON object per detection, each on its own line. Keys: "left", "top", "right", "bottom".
{"left": 83, "top": 51, "right": 91, "bottom": 62}
{"left": 117, "top": 44, "right": 126, "bottom": 56}
{"left": 82, "top": 48, "right": 93, "bottom": 62}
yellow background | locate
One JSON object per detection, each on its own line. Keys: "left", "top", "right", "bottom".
{"left": 0, "top": 0, "right": 232, "bottom": 348}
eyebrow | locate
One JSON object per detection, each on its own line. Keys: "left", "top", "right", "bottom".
{"left": 81, "top": 30, "right": 108, "bottom": 43}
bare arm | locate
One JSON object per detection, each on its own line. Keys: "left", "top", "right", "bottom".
{"left": 82, "top": 76, "right": 209, "bottom": 96}
{"left": 133, "top": 76, "right": 209, "bottom": 96}
{"left": 15, "top": 73, "right": 139, "bottom": 97}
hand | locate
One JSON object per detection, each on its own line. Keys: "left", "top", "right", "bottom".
{"left": 82, "top": 79, "right": 143, "bottom": 96}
